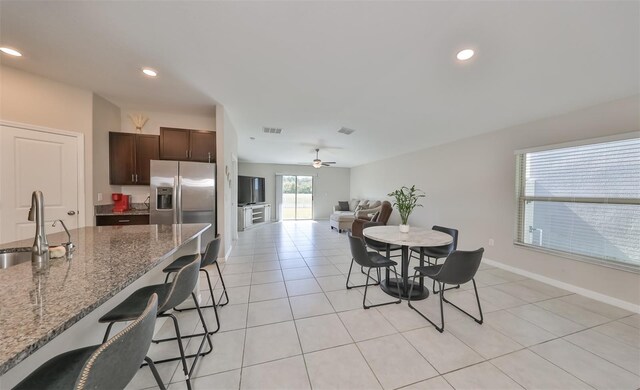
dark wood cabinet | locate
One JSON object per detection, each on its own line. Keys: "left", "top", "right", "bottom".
{"left": 135, "top": 135, "right": 160, "bottom": 185}
{"left": 109, "top": 132, "right": 159, "bottom": 185}
{"left": 160, "top": 127, "right": 191, "bottom": 160}
{"left": 96, "top": 214, "right": 150, "bottom": 226}
{"left": 190, "top": 130, "right": 216, "bottom": 162}
{"left": 160, "top": 127, "right": 216, "bottom": 163}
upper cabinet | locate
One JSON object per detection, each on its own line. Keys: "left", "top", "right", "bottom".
{"left": 160, "top": 127, "right": 216, "bottom": 163}
{"left": 109, "top": 132, "right": 159, "bottom": 185}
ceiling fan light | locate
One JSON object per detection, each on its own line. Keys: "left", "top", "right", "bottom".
{"left": 312, "top": 159, "right": 322, "bottom": 168}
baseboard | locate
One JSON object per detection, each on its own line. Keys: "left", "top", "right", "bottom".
{"left": 224, "top": 242, "right": 233, "bottom": 262}
{"left": 483, "top": 258, "right": 640, "bottom": 314}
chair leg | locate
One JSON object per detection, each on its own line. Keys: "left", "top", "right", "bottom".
{"left": 407, "top": 272, "right": 445, "bottom": 333}
{"left": 346, "top": 258, "right": 380, "bottom": 289}
{"left": 441, "top": 278, "right": 483, "bottom": 324}
{"left": 144, "top": 356, "right": 166, "bottom": 390}
{"left": 362, "top": 267, "right": 402, "bottom": 309}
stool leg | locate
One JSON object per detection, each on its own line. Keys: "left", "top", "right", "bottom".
{"left": 214, "top": 261, "right": 229, "bottom": 306}
{"left": 168, "top": 313, "right": 191, "bottom": 390}
{"left": 102, "top": 322, "right": 115, "bottom": 343}
{"left": 144, "top": 356, "right": 166, "bottom": 390}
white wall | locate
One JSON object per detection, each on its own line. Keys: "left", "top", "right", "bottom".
{"left": 92, "top": 94, "right": 121, "bottom": 205}
{"left": 350, "top": 95, "right": 640, "bottom": 307}
{"left": 0, "top": 65, "right": 95, "bottom": 226}
{"left": 238, "top": 163, "right": 351, "bottom": 220}
{"left": 217, "top": 105, "right": 238, "bottom": 257}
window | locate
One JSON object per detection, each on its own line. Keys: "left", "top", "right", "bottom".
{"left": 514, "top": 136, "right": 640, "bottom": 270}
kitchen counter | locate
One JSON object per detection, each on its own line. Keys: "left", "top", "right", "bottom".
{"left": 95, "top": 204, "right": 150, "bottom": 216}
{"left": 0, "top": 223, "right": 210, "bottom": 375}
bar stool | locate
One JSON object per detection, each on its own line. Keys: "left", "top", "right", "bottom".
{"left": 14, "top": 294, "right": 164, "bottom": 390}
{"left": 98, "top": 256, "right": 211, "bottom": 390}
{"left": 160, "top": 235, "right": 226, "bottom": 337}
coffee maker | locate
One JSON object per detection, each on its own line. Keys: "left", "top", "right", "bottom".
{"left": 112, "top": 193, "right": 131, "bottom": 213}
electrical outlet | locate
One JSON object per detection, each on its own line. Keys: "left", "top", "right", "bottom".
{"left": 97, "top": 193, "right": 103, "bottom": 202}
{"left": 488, "top": 238, "right": 495, "bottom": 246}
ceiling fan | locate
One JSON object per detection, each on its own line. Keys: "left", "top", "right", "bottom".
{"left": 312, "top": 148, "right": 336, "bottom": 168}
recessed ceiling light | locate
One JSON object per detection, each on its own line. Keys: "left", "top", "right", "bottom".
{"left": 456, "top": 49, "right": 474, "bottom": 61}
{"left": 0, "top": 47, "right": 22, "bottom": 57}
{"left": 142, "top": 68, "right": 157, "bottom": 77}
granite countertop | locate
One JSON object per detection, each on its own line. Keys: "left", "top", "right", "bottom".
{"left": 95, "top": 203, "right": 150, "bottom": 216}
{"left": 0, "top": 223, "right": 210, "bottom": 375}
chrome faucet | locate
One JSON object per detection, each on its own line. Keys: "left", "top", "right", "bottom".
{"left": 28, "top": 191, "right": 49, "bottom": 263}
{"left": 52, "top": 219, "right": 75, "bottom": 254}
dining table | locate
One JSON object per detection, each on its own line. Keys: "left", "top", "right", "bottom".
{"left": 363, "top": 225, "right": 453, "bottom": 300}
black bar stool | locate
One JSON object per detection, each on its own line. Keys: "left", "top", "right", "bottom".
{"left": 346, "top": 234, "right": 402, "bottom": 309}
{"left": 159, "top": 235, "right": 226, "bottom": 337}
{"left": 99, "top": 256, "right": 212, "bottom": 390}
{"left": 14, "top": 294, "right": 165, "bottom": 390}
{"left": 408, "top": 248, "right": 484, "bottom": 333}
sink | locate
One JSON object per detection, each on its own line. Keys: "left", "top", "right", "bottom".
{"left": 0, "top": 247, "right": 32, "bottom": 269}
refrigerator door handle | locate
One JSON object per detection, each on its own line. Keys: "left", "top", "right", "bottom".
{"left": 174, "top": 175, "right": 180, "bottom": 224}
{"left": 177, "top": 175, "right": 183, "bottom": 224}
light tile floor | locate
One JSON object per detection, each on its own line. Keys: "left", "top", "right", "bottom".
{"left": 128, "top": 221, "right": 640, "bottom": 390}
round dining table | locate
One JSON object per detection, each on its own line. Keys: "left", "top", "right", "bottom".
{"left": 363, "top": 225, "right": 453, "bottom": 300}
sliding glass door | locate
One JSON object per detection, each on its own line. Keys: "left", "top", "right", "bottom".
{"left": 282, "top": 175, "right": 313, "bottom": 220}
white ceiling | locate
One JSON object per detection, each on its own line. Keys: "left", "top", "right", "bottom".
{"left": 1, "top": 1, "right": 638, "bottom": 167}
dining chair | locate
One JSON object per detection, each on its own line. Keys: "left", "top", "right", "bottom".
{"left": 407, "top": 248, "right": 484, "bottom": 333}
{"left": 14, "top": 294, "right": 165, "bottom": 390}
{"left": 409, "top": 225, "right": 459, "bottom": 294}
{"left": 346, "top": 233, "right": 402, "bottom": 309}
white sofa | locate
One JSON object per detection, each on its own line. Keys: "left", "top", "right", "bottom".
{"left": 329, "top": 199, "right": 383, "bottom": 232}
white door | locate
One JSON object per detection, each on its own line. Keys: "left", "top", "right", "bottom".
{"left": 0, "top": 125, "right": 80, "bottom": 243}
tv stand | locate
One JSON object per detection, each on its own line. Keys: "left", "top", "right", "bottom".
{"left": 238, "top": 203, "right": 271, "bottom": 231}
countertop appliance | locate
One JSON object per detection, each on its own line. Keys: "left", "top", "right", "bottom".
{"left": 150, "top": 160, "right": 216, "bottom": 235}
{"left": 112, "top": 193, "right": 131, "bottom": 213}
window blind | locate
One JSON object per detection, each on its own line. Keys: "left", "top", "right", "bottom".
{"left": 514, "top": 136, "right": 640, "bottom": 270}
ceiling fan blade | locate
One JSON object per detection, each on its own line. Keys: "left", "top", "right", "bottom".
{"left": 323, "top": 161, "right": 336, "bottom": 164}
{"left": 322, "top": 163, "right": 331, "bottom": 166}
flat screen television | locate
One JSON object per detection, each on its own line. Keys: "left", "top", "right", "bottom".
{"left": 238, "top": 175, "right": 265, "bottom": 205}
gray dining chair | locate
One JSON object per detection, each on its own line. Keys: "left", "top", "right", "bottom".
{"left": 346, "top": 233, "right": 402, "bottom": 309}
{"left": 407, "top": 248, "right": 484, "bottom": 333}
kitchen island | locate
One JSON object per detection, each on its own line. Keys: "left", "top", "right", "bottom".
{"left": 0, "top": 223, "right": 210, "bottom": 386}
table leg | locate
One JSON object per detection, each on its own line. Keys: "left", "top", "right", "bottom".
{"left": 419, "top": 249, "right": 425, "bottom": 290}
{"left": 380, "top": 245, "right": 429, "bottom": 300}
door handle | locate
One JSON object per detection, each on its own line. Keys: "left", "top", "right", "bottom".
{"left": 67, "top": 211, "right": 76, "bottom": 216}
{"left": 185, "top": 150, "right": 189, "bottom": 158}
{"left": 118, "top": 219, "right": 130, "bottom": 223}
{"left": 208, "top": 152, "right": 211, "bottom": 163}
{"left": 132, "top": 174, "right": 135, "bottom": 182}
{"left": 135, "top": 174, "right": 138, "bottom": 182}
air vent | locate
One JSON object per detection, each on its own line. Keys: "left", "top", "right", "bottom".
{"left": 338, "top": 127, "right": 355, "bottom": 135}
{"left": 263, "top": 127, "right": 283, "bottom": 134}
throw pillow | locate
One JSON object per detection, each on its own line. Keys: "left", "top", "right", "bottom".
{"left": 370, "top": 211, "right": 380, "bottom": 221}
{"left": 350, "top": 199, "right": 360, "bottom": 211}
{"left": 338, "top": 201, "right": 350, "bottom": 211}
{"left": 368, "top": 200, "right": 381, "bottom": 209}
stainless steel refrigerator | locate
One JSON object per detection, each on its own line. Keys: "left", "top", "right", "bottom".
{"left": 150, "top": 160, "right": 216, "bottom": 236}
